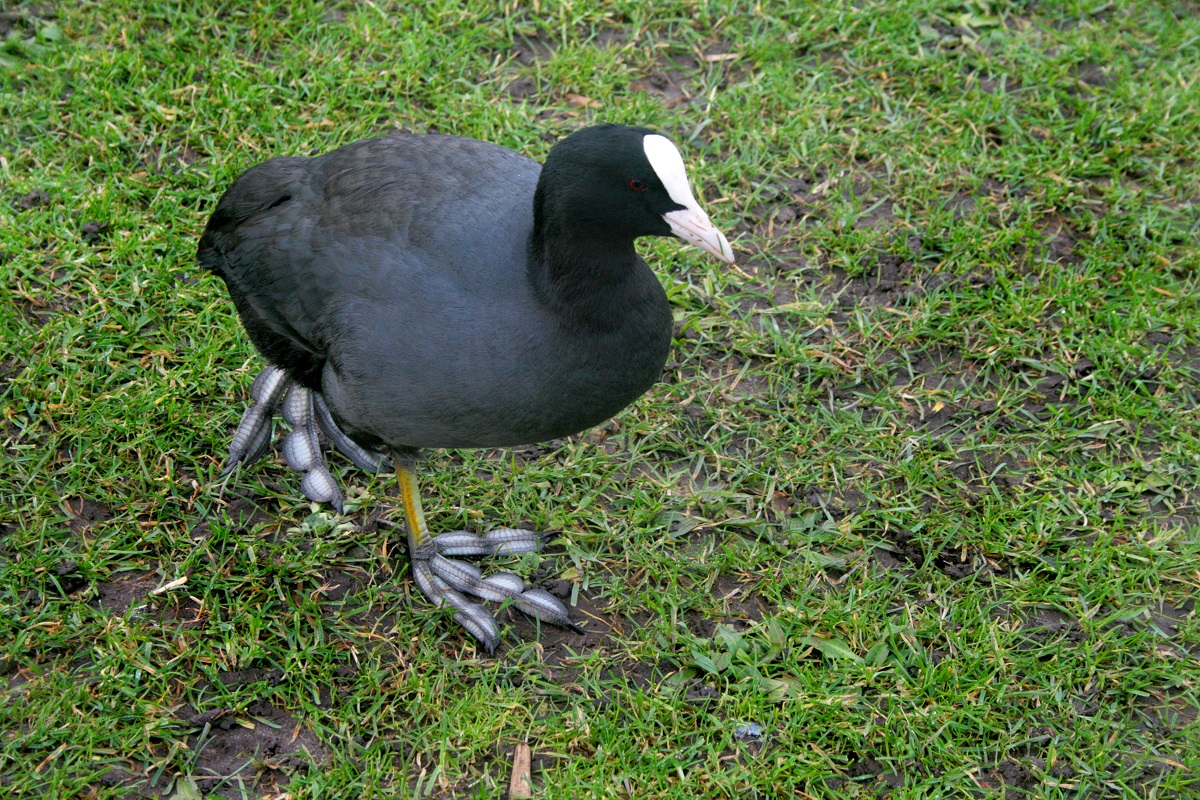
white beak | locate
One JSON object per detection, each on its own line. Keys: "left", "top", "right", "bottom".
{"left": 664, "top": 205, "right": 735, "bottom": 264}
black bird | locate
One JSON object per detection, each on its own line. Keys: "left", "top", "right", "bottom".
{"left": 199, "top": 124, "right": 733, "bottom": 651}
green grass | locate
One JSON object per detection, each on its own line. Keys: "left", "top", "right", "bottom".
{"left": 2, "top": 0, "right": 1199, "bottom": 797}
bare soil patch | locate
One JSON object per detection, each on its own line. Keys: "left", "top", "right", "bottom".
{"left": 94, "top": 700, "right": 327, "bottom": 800}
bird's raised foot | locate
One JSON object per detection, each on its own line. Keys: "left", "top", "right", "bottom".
{"left": 222, "top": 366, "right": 392, "bottom": 511}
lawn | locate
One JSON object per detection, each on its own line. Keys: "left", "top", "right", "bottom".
{"left": 2, "top": 0, "right": 1199, "bottom": 797}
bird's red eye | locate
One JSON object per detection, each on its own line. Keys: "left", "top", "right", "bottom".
{"left": 628, "top": 179, "right": 646, "bottom": 191}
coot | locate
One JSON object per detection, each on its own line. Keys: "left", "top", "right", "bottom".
{"left": 200, "top": 124, "right": 733, "bottom": 651}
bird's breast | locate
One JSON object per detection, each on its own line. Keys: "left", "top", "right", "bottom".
{"left": 321, "top": 281, "right": 673, "bottom": 450}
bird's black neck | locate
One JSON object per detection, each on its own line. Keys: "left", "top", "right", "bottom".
{"left": 528, "top": 217, "right": 648, "bottom": 327}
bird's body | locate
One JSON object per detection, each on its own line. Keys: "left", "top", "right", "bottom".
{"left": 201, "top": 124, "right": 732, "bottom": 650}
{"left": 201, "top": 133, "right": 673, "bottom": 451}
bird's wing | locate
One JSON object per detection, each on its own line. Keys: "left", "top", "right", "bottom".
{"left": 197, "top": 134, "right": 539, "bottom": 384}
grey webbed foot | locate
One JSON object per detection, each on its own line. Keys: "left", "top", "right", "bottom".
{"left": 415, "top": 554, "right": 579, "bottom": 653}
{"left": 389, "top": 467, "right": 580, "bottom": 653}
{"left": 224, "top": 366, "right": 392, "bottom": 511}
